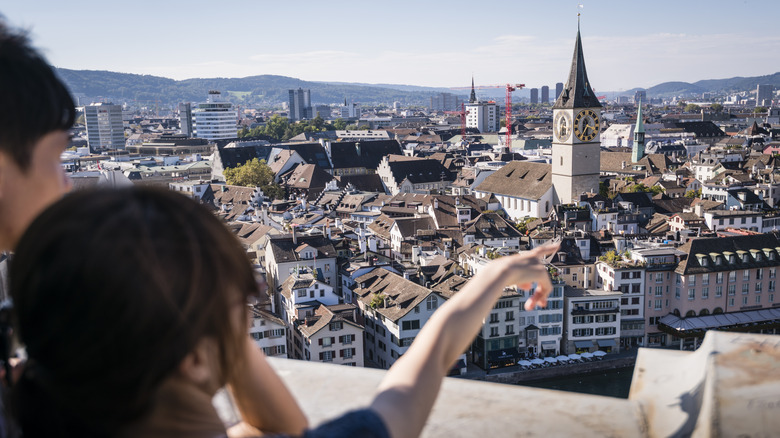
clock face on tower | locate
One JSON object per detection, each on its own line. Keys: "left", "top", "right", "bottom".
{"left": 573, "top": 109, "right": 600, "bottom": 142}
{"left": 554, "top": 112, "right": 571, "bottom": 142}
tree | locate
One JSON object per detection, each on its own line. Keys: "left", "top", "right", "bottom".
{"left": 332, "top": 118, "right": 347, "bottom": 130}
{"left": 684, "top": 103, "right": 700, "bottom": 113}
{"left": 710, "top": 103, "right": 723, "bottom": 113}
{"left": 685, "top": 188, "right": 702, "bottom": 198}
{"left": 755, "top": 106, "right": 768, "bottom": 114}
{"left": 599, "top": 180, "right": 611, "bottom": 198}
{"left": 223, "top": 158, "right": 284, "bottom": 199}
{"left": 262, "top": 115, "right": 291, "bottom": 141}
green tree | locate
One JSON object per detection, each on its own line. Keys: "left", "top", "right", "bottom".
{"left": 223, "top": 158, "right": 284, "bottom": 199}
{"left": 685, "top": 188, "right": 702, "bottom": 198}
{"left": 332, "top": 118, "right": 347, "bottom": 130}
{"left": 238, "top": 126, "right": 250, "bottom": 138}
{"left": 684, "top": 103, "right": 701, "bottom": 113}
{"left": 262, "top": 115, "right": 291, "bottom": 141}
{"left": 599, "top": 180, "right": 610, "bottom": 198}
{"left": 710, "top": 103, "right": 723, "bottom": 113}
{"left": 755, "top": 106, "right": 768, "bottom": 114}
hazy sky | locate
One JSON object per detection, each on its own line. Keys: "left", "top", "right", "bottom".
{"left": 4, "top": 0, "right": 779, "bottom": 91}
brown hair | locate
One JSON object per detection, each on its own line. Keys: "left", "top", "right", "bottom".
{"left": 10, "top": 187, "right": 258, "bottom": 436}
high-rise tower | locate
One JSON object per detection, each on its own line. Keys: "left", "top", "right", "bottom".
{"left": 551, "top": 23, "right": 602, "bottom": 204}
{"left": 632, "top": 99, "right": 645, "bottom": 163}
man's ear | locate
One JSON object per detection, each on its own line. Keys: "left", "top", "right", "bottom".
{"left": 178, "top": 337, "right": 220, "bottom": 390}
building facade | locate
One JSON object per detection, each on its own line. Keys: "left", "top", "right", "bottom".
{"left": 83, "top": 102, "right": 125, "bottom": 150}
{"left": 192, "top": 91, "right": 237, "bottom": 140}
{"left": 289, "top": 88, "right": 312, "bottom": 122}
{"left": 465, "top": 101, "right": 499, "bottom": 133}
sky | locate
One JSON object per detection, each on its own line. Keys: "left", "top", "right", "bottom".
{"left": 3, "top": 0, "right": 780, "bottom": 92}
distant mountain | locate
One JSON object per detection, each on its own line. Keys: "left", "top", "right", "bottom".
{"left": 631, "top": 72, "right": 780, "bottom": 99}
{"left": 55, "top": 69, "right": 466, "bottom": 109}
{"left": 56, "top": 68, "right": 780, "bottom": 108}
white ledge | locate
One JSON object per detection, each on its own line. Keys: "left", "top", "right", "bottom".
{"left": 254, "top": 331, "right": 780, "bottom": 437}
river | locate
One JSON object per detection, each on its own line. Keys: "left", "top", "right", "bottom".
{"left": 517, "top": 366, "right": 635, "bottom": 399}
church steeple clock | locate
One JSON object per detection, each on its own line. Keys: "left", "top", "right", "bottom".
{"left": 552, "top": 22, "right": 602, "bottom": 204}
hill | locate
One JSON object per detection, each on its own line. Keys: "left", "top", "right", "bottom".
{"left": 55, "top": 69, "right": 465, "bottom": 109}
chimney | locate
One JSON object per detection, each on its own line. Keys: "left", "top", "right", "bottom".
{"left": 292, "top": 227, "right": 297, "bottom": 245}
{"left": 621, "top": 161, "right": 627, "bottom": 169}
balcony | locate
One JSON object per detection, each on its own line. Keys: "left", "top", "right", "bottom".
{"left": 213, "top": 331, "right": 780, "bottom": 437}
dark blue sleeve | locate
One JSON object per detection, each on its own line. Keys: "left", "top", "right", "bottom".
{"left": 302, "top": 409, "right": 390, "bottom": 438}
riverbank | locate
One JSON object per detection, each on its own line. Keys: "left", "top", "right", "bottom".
{"left": 457, "top": 349, "right": 638, "bottom": 385}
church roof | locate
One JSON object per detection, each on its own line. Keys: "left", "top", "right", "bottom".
{"left": 553, "top": 26, "right": 601, "bottom": 110}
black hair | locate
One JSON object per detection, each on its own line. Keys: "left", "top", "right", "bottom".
{"left": 0, "top": 18, "right": 75, "bottom": 170}
{"left": 10, "top": 187, "right": 259, "bottom": 436}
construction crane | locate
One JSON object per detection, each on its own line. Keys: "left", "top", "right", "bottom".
{"left": 451, "top": 83, "right": 525, "bottom": 148}
{"left": 443, "top": 103, "right": 470, "bottom": 136}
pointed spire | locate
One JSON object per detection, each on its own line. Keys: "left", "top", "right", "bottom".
{"left": 469, "top": 76, "right": 477, "bottom": 104}
{"left": 553, "top": 24, "right": 601, "bottom": 110}
{"left": 632, "top": 98, "right": 646, "bottom": 163}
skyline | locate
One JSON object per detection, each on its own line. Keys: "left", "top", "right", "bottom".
{"left": 4, "top": 0, "right": 780, "bottom": 92}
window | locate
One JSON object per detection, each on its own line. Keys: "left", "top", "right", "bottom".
{"left": 654, "top": 299, "right": 662, "bottom": 310}
{"left": 742, "top": 284, "right": 750, "bottom": 295}
{"left": 401, "top": 320, "right": 421, "bottom": 331}
{"left": 702, "top": 288, "right": 709, "bottom": 299}
{"left": 505, "top": 311, "right": 514, "bottom": 321}
{"left": 729, "top": 272, "right": 736, "bottom": 283}
{"left": 716, "top": 286, "right": 723, "bottom": 298}
{"left": 688, "top": 289, "right": 695, "bottom": 300}
{"left": 656, "top": 273, "right": 663, "bottom": 283}
{"left": 756, "top": 269, "right": 763, "bottom": 280}
{"left": 320, "top": 351, "right": 334, "bottom": 362}
{"left": 632, "top": 284, "right": 641, "bottom": 294}
{"left": 505, "top": 326, "right": 514, "bottom": 335}
{"left": 702, "top": 274, "right": 709, "bottom": 285}
{"left": 755, "top": 282, "right": 762, "bottom": 293}
{"left": 631, "top": 297, "right": 640, "bottom": 305}
{"left": 490, "top": 327, "right": 499, "bottom": 337}
{"left": 655, "top": 286, "right": 663, "bottom": 296}
{"left": 341, "top": 348, "right": 354, "bottom": 359}
{"left": 688, "top": 275, "right": 696, "bottom": 286}
{"left": 298, "top": 290, "right": 307, "bottom": 297}
{"left": 716, "top": 272, "right": 723, "bottom": 284}
{"left": 426, "top": 295, "right": 438, "bottom": 311}
{"left": 770, "top": 281, "right": 775, "bottom": 292}
{"left": 756, "top": 295, "right": 761, "bottom": 304}
{"left": 675, "top": 288, "right": 681, "bottom": 299}
{"left": 339, "top": 334, "right": 355, "bottom": 344}
{"left": 742, "top": 297, "right": 748, "bottom": 305}
{"left": 489, "top": 313, "right": 499, "bottom": 323}
{"left": 728, "top": 285, "right": 736, "bottom": 296}
{"left": 743, "top": 270, "right": 750, "bottom": 281}
{"left": 329, "top": 321, "right": 343, "bottom": 331}
{"left": 414, "top": 305, "right": 420, "bottom": 314}
{"left": 770, "top": 268, "right": 776, "bottom": 279}
{"left": 729, "top": 298, "right": 735, "bottom": 306}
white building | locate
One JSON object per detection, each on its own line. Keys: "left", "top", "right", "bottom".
{"left": 595, "top": 260, "right": 645, "bottom": 349}
{"left": 562, "top": 287, "right": 622, "bottom": 354}
{"left": 83, "top": 102, "right": 125, "bottom": 150}
{"left": 353, "top": 268, "right": 447, "bottom": 369}
{"left": 297, "top": 304, "right": 364, "bottom": 367}
{"left": 473, "top": 161, "right": 555, "bottom": 220}
{"left": 192, "top": 91, "right": 238, "bottom": 140}
{"left": 249, "top": 307, "right": 288, "bottom": 358}
{"left": 465, "top": 101, "right": 500, "bottom": 133}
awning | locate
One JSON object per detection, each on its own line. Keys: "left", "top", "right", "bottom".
{"left": 574, "top": 340, "right": 592, "bottom": 349}
{"left": 659, "top": 308, "right": 780, "bottom": 335}
{"left": 597, "top": 339, "right": 617, "bottom": 348}
{"left": 541, "top": 340, "right": 557, "bottom": 347}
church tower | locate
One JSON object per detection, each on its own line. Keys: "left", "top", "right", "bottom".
{"left": 632, "top": 99, "right": 646, "bottom": 163}
{"left": 551, "top": 23, "right": 602, "bottom": 204}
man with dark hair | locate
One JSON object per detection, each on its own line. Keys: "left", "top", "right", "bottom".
{"left": 0, "top": 19, "right": 75, "bottom": 252}
{"left": 0, "top": 18, "right": 75, "bottom": 437}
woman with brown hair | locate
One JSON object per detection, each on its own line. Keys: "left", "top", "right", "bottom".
{"left": 9, "top": 187, "right": 556, "bottom": 437}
